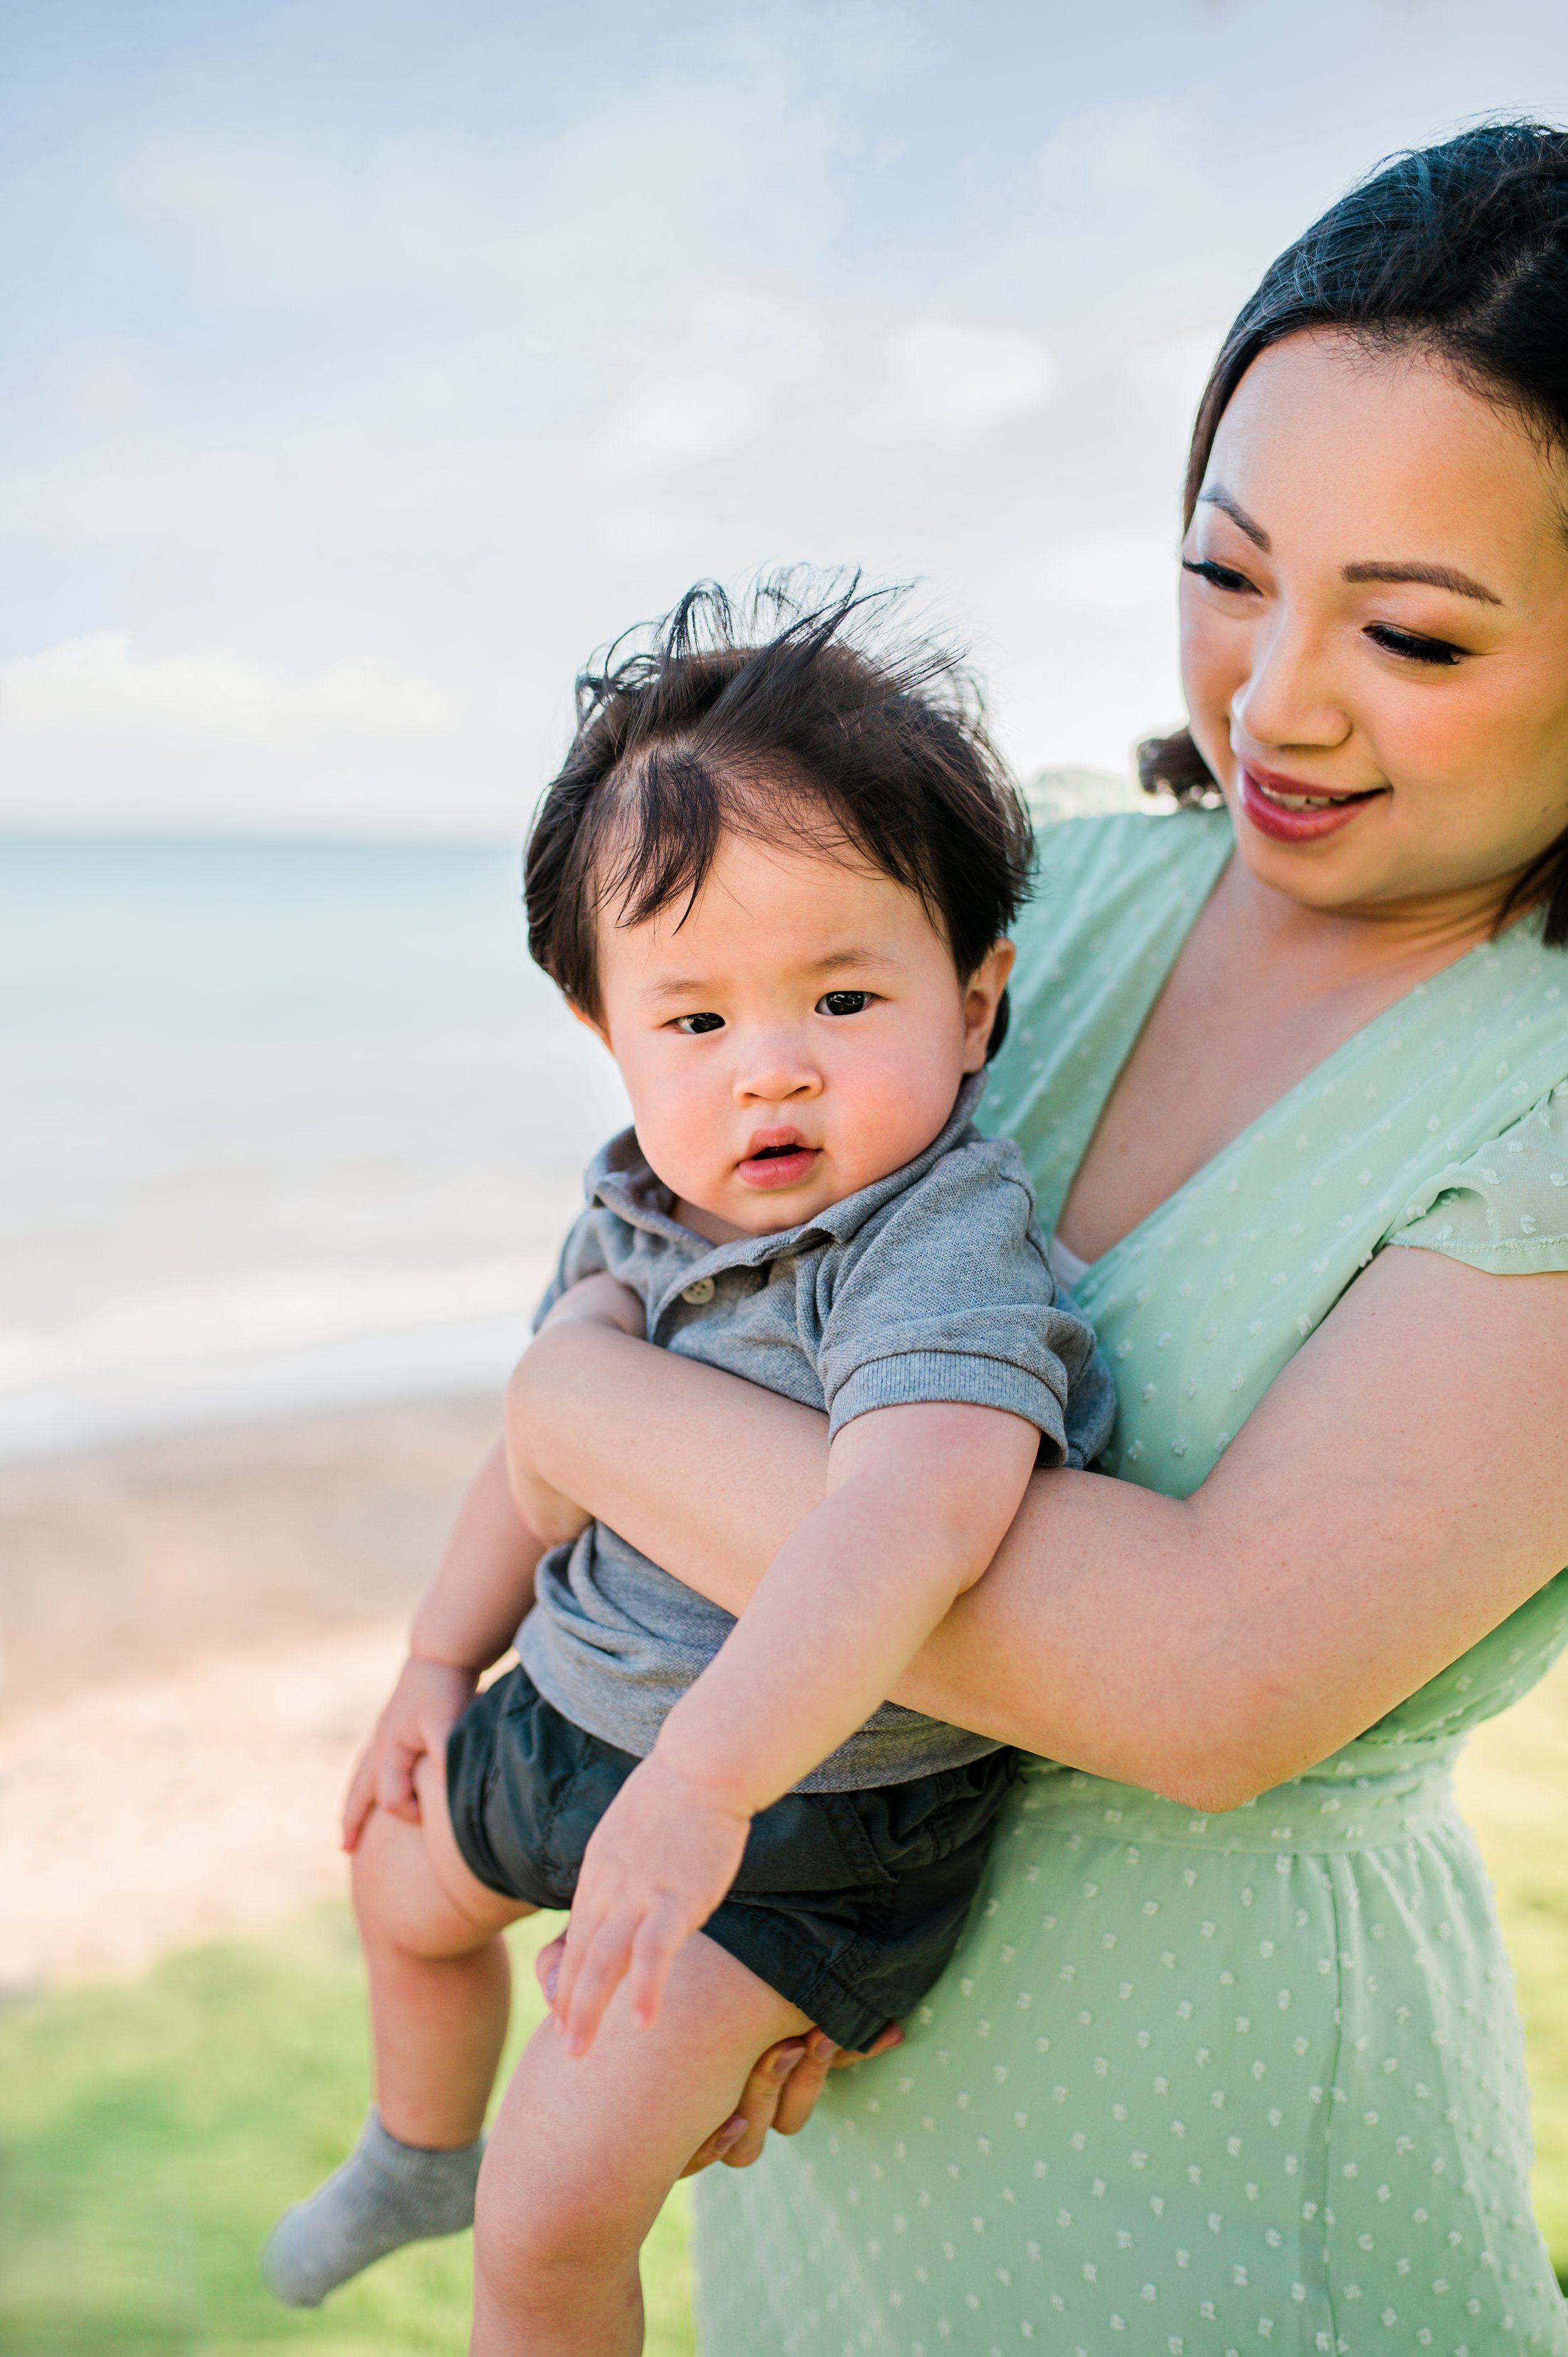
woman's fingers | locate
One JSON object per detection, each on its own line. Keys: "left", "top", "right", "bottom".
{"left": 770, "top": 2030, "right": 837, "bottom": 2134}
{"left": 534, "top": 1930, "right": 567, "bottom": 2004}
{"left": 831, "top": 2021, "right": 903, "bottom": 2068}
{"left": 771, "top": 2019, "right": 903, "bottom": 2133}
{"left": 679, "top": 2038, "right": 807, "bottom": 2176}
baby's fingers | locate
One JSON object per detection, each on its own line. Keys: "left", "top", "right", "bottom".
{"left": 625, "top": 1898, "right": 691, "bottom": 2032}
{"left": 556, "top": 1912, "right": 636, "bottom": 2056}
{"left": 341, "top": 1752, "right": 376, "bottom": 1851}
{"left": 376, "top": 1735, "right": 423, "bottom": 1825}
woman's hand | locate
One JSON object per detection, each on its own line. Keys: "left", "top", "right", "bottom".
{"left": 341, "top": 1655, "right": 479, "bottom": 1849}
{"left": 531, "top": 1930, "right": 904, "bottom": 2169}
{"left": 679, "top": 2021, "right": 906, "bottom": 2171}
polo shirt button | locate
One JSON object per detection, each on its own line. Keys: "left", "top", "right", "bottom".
{"left": 681, "top": 1275, "right": 716, "bottom": 1305}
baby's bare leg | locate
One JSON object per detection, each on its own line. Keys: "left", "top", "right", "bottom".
{"left": 354, "top": 1746, "right": 532, "bottom": 2146}
{"left": 265, "top": 1748, "right": 532, "bottom": 2308}
{"left": 474, "top": 1933, "right": 809, "bottom": 2356}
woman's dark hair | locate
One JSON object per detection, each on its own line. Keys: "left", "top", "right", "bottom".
{"left": 1139, "top": 118, "right": 1568, "bottom": 947}
{"left": 526, "top": 575, "right": 1033, "bottom": 1053}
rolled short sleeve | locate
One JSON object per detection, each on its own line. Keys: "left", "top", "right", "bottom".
{"left": 531, "top": 1205, "right": 615, "bottom": 1329}
{"left": 1389, "top": 1080, "right": 1568, "bottom": 1275}
{"left": 818, "top": 1139, "right": 1115, "bottom": 1464}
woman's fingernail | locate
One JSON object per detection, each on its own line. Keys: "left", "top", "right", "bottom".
{"left": 714, "top": 2115, "right": 747, "bottom": 2149}
{"left": 770, "top": 2043, "right": 807, "bottom": 2080}
{"left": 809, "top": 2032, "right": 836, "bottom": 2063}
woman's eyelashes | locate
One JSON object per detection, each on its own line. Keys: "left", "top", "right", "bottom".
{"left": 1182, "top": 556, "right": 1256, "bottom": 596}
{"left": 1362, "top": 620, "right": 1466, "bottom": 666}
{"left": 1185, "top": 553, "right": 1470, "bottom": 666}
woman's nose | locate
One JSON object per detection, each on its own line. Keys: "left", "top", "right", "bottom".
{"left": 1230, "top": 609, "right": 1352, "bottom": 754}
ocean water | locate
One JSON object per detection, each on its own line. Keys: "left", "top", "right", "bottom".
{"left": 0, "top": 837, "right": 628, "bottom": 1458}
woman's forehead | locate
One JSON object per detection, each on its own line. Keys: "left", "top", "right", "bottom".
{"left": 1204, "top": 331, "right": 1568, "bottom": 569}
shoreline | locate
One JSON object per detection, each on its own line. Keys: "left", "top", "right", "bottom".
{"left": 2, "top": 1393, "right": 1564, "bottom": 1999}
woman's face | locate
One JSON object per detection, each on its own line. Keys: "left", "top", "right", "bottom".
{"left": 1181, "top": 329, "right": 1568, "bottom": 921}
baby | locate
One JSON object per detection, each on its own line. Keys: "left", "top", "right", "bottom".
{"left": 265, "top": 583, "right": 1113, "bottom": 2351}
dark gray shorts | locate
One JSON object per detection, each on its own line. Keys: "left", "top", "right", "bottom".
{"left": 445, "top": 1664, "right": 1015, "bottom": 2053}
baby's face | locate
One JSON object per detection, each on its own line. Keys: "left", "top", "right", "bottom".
{"left": 586, "top": 829, "right": 1013, "bottom": 1243}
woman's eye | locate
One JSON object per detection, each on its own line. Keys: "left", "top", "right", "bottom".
{"left": 674, "top": 1011, "right": 724, "bottom": 1035}
{"left": 1182, "top": 556, "right": 1254, "bottom": 595}
{"left": 1363, "top": 622, "right": 1465, "bottom": 668}
{"left": 817, "top": 990, "right": 871, "bottom": 1018}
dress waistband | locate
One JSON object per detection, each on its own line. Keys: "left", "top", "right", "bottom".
{"left": 1014, "top": 1755, "right": 1461, "bottom": 1856}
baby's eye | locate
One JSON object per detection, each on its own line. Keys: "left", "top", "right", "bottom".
{"left": 674, "top": 1011, "right": 724, "bottom": 1035}
{"left": 817, "top": 990, "right": 871, "bottom": 1017}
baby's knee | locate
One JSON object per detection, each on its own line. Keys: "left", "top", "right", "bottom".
{"left": 471, "top": 2168, "right": 637, "bottom": 2319}
{"left": 350, "top": 1814, "right": 486, "bottom": 1961}
{"left": 474, "top": 2147, "right": 637, "bottom": 2294}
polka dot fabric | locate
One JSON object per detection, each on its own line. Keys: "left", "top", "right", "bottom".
{"left": 694, "top": 812, "right": 1568, "bottom": 2354}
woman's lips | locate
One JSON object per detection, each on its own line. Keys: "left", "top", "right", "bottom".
{"left": 1239, "top": 765, "right": 1387, "bottom": 844}
{"left": 738, "top": 1144, "right": 820, "bottom": 1190}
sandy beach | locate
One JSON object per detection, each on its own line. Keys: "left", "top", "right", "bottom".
{"left": 3, "top": 1392, "right": 1565, "bottom": 1997}
{"left": 0, "top": 1395, "right": 500, "bottom": 1990}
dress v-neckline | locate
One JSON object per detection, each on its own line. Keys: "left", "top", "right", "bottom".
{"left": 1067, "top": 851, "right": 1530, "bottom": 1292}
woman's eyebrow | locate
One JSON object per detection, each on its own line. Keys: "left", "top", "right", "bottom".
{"left": 1197, "top": 487, "right": 1270, "bottom": 550}
{"left": 1341, "top": 560, "right": 1503, "bottom": 605}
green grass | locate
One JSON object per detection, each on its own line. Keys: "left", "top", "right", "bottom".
{"left": 3, "top": 1661, "right": 1564, "bottom": 2353}
{"left": 1453, "top": 1652, "right": 1568, "bottom": 2274}
{"left": 0, "top": 1909, "right": 694, "bottom": 2357}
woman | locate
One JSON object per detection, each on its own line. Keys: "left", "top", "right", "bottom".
{"left": 514, "top": 125, "right": 1568, "bottom": 2348}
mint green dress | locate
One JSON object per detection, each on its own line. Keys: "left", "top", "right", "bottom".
{"left": 695, "top": 809, "right": 1568, "bottom": 2356}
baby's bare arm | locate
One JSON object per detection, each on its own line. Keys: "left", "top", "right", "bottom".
{"left": 343, "top": 1439, "right": 549, "bottom": 1846}
{"left": 656, "top": 1400, "right": 1041, "bottom": 1811}
{"left": 551, "top": 1402, "right": 1041, "bottom": 2050}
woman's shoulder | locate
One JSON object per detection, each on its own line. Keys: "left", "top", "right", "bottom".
{"left": 1018, "top": 804, "right": 1231, "bottom": 962}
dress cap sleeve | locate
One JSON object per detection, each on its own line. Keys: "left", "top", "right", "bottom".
{"left": 1389, "top": 1080, "right": 1568, "bottom": 1275}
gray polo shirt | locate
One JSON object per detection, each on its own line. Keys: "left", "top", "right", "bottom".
{"left": 517, "top": 1073, "right": 1115, "bottom": 1791}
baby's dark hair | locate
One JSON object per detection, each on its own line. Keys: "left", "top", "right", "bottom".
{"left": 525, "top": 575, "right": 1034, "bottom": 1052}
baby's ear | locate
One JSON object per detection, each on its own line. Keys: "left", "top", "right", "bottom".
{"left": 567, "top": 996, "right": 613, "bottom": 1050}
{"left": 963, "top": 938, "right": 1017, "bottom": 1068}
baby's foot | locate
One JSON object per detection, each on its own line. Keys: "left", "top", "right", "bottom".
{"left": 262, "top": 2110, "right": 484, "bottom": 2307}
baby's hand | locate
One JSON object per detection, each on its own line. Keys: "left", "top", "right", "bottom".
{"left": 341, "top": 1655, "right": 478, "bottom": 1850}
{"left": 551, "top": 1754, "right": 751, "bottom": 2056}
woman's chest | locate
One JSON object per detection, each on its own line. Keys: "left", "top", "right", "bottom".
{"left": 1057, "top": 888, "right": 1478, "bottom": 1261}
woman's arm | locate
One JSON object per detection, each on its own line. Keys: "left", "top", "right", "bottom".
{"left": 508, "top": 1247, "right": 1568, "bottom": 1811}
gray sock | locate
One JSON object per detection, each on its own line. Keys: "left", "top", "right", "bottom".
{"left": 262, "top": 2109, "right": 485, "bottom": 2307}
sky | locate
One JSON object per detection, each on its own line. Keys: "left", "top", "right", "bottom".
{"left": 4, "top": 0, "right": 1568, "bottom": 840}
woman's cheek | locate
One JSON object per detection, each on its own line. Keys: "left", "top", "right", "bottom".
{"left": 1179, "top": 613, "right": 1242, "bottom": 778}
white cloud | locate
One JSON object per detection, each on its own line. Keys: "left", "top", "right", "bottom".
{"left": 587, "top": 371, "right": 766, "bottom": 480}
{"left": 877, "top": 316, "right": 1056, "bottom": 440}
{"left": 0, "top": 636, "right": 457, "bottom": 756}
{"left": 1027, "top": 531, "right": 1177, "bottom": 615}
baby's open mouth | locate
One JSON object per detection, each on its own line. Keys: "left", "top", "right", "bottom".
{"left": 738, "top": 1137, "right": 821, "bottom": 1188}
